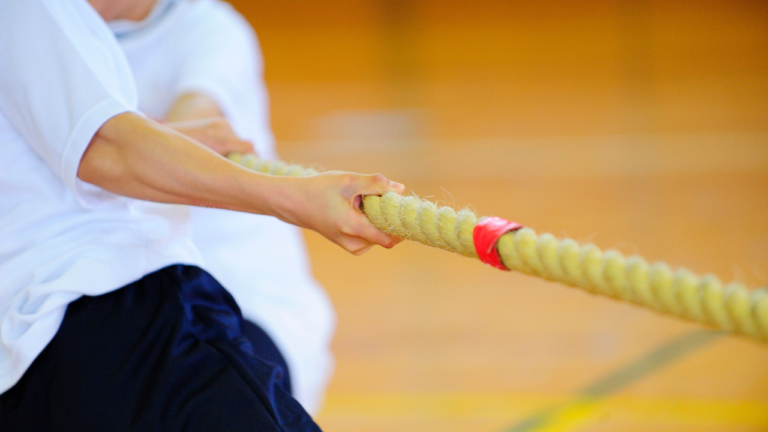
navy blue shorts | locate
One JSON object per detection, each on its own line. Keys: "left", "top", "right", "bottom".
{"left": 0, "top": 265, "right": 321, "bottom": 432}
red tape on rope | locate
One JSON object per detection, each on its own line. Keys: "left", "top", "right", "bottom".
{"left": 473, "top": 216, "right": 523, "bottom": 270}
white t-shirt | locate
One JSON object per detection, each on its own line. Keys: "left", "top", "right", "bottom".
{"left": 0, "top": 0, "right": 201, "bottom": 394}
{"left": 112, "top": 0, "right": 335, "bottom": 414}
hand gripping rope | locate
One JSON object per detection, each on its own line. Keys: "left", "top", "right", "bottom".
{"left": 228, "top": 153, "right": 768, "bottom": 343}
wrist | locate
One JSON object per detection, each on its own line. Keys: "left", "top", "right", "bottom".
{"left": 237, "top": 172, "right": 304, "bottom": 224}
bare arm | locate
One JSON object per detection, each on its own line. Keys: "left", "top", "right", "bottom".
{"left": 164, "top": 92, "right": 254, "bottom": 155}
{"left": 78, "top": 112, "right": 404, "bottom": 254}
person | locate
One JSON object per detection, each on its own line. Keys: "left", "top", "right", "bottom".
{"left": 110, "top": 0, "right": 335, "bottom": 414}
{"left": 0, "top": 0, "right": 404, "bottom": 430}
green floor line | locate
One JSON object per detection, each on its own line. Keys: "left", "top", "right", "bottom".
{"left": 503, "top": 329, "right": 724, "bottom": 432}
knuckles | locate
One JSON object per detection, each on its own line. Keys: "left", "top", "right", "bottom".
{"left": 209, "top": 117, "right": 231, "bottom": 130}
{"left": 239, "top": 140, "right": 255, "bottom": 152}
{"left": 372, "top": 173, "right": 388, "bottom": 185}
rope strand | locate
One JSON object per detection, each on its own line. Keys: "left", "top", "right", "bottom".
{"left": 228, "top": 153, "right": 768, "bottom": 343}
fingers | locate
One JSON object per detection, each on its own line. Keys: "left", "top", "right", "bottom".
{"left": 336, "top": 233, "right": 392, "bottom": 256}
{"left": 388, "top": 180, "right": 406, "bottom": 194}
{"left": 167, "top": 117, "right": 255, "bottom": 155}
{"left": 211, "top": 139, "right": 251, "bottom": 156}
{"left": 346, "top": 232, "right": 402, "bottom": 255}
{"left": 345, "top": 173, "right": 406, "bottom": 211}
{"left": 359, "top": 221, "right": 401, "bottom": 248}
{"left": 351, "top": 245, "right": 374, "bottom": 256}
{"left": 208, "top": 118, "right": 254, "bottom": 154}
{"left": 335, "top": 173, "right": 406, "bottom": 254}
{"left": 352, "top": 194, "right": 363, "bottom": 211}
{"left": 204, "top": 136, "right": 253, "bottom": 156}
{"left": 285, "top": 170, "right": 407, "bottom": 255}
{"left": 337, "top": 211, "right": 402, "bottom": 254}
{"left": 364, "top": 173, "right": 405, "bottom": 196}
{"left": 223, "top": 137, "right": 254, "bottom": 154}
{"left": 206, "top": 119, "right": 252, "bottom": 154}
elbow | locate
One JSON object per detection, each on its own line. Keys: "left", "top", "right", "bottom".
{"left": 77, "top": 116, "right": 132, "bottom": 193}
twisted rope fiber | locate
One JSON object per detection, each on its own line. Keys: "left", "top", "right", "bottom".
{"left": 228, "top": 153, "right": 768, "bottom": 343}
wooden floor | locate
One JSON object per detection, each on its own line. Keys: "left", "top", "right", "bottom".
{"left": 231, "top": 1, "right": 768, "bottom": 430}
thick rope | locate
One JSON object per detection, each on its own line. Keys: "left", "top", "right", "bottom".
{"left": 228, "top": 153, "right": 319, "bottom": 177}
{"left": 228, "top": 153, "right": 768, "bottom": 343}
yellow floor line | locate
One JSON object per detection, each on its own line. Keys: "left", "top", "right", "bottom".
{"left": 524, "top": 397, "right": 598, "bottom": 432}
{"left": 319, "top": 392, "right": 768, "bottom": 427}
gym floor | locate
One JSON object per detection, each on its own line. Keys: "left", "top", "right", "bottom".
{"left": 232, "top": 1, "right": 768, "bottom": 430}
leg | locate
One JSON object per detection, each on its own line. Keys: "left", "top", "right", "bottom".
{"left": 0, "top": 265, "right": 318, "bottom": 432}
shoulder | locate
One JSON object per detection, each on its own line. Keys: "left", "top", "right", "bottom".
{"left": 174, "top": 0, "right": 256, "bottom": 41}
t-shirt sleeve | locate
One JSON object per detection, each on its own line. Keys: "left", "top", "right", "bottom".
{"left": 0, "top": 0, "right": 138, "bottom": 206}
{"left": 170, "top": 3, "right": 277, "bottom": 158}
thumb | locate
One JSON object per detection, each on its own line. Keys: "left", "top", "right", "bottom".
{"left": 349, "top": 174, "right": 405, "bottom": 210}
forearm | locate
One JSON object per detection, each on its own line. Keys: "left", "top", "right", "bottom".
{"left": 78, "top": 112, "right": 292, "bottom": 217}
{"left": 78, "top": 111, "right": 405, "bottom": 254}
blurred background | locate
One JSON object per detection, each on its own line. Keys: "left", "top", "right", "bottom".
{"left": 229, "top": 1, "right": 768, "bottom": 431}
